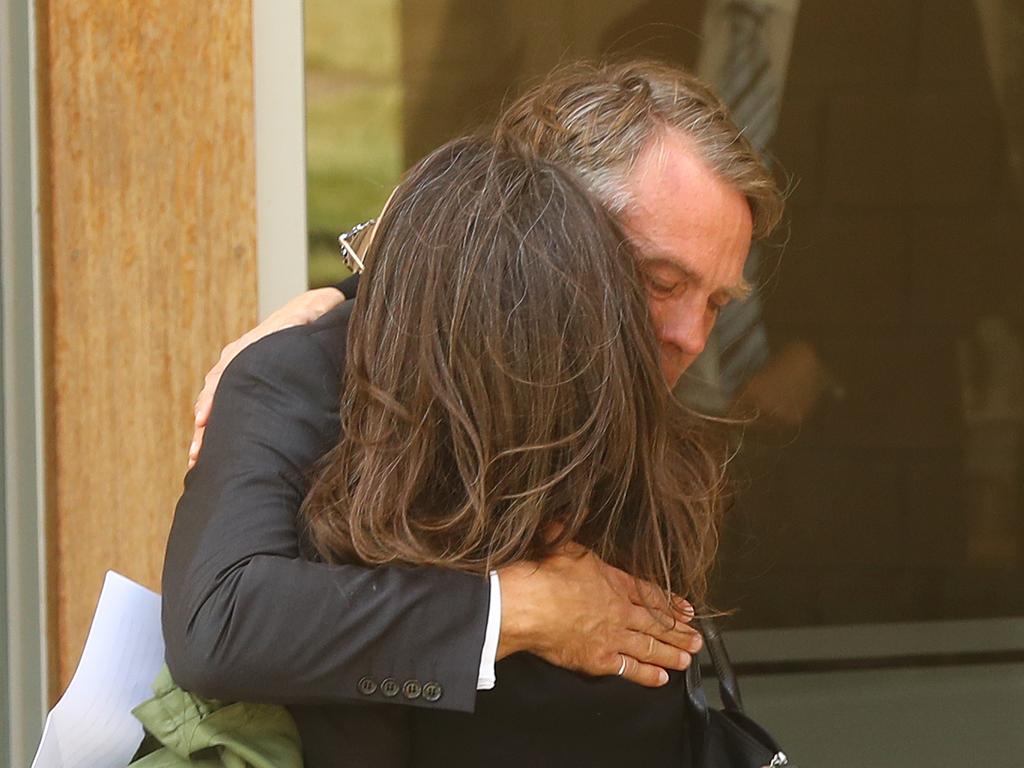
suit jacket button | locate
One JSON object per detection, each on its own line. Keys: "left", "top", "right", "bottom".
{"left": 402, "top": 679, "right": 422, "bottom": 699}
{"left": 422, "top": 681, "right": 443, "bottom": 702}
{"left": 380, "top": 678, "right": 400, "bottom": 697}
{"left": 357, "top": 676, "right": 377, "bottom": 696}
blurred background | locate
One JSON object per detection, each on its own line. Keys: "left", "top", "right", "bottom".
{"left": 2, "top": 1, "right": 1022, "bottom": 766}
{"left": 304, "top": 0, "right": 1024, "bottom": 625}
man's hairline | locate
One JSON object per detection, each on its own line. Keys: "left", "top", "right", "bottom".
{"left": 611, "top": 130, "right": 754, "bottom": 301}
{"left": 614, "top": 127, "right": 758, "bottom": 231}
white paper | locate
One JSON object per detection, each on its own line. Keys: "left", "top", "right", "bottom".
{"left": 31, "top": 571, "right": 165, "bottom": 768}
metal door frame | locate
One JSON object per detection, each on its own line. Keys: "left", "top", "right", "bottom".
{"left": 1, "top": 1, "right": 49, "bottom": 765}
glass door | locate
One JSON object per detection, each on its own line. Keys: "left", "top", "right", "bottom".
{"left": 303, "top": 2, "right": 1024, "bottom": 763}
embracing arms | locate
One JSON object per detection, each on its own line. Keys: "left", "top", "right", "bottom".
{"left": 165, "top": 288, "right": 701, "bottom": 715}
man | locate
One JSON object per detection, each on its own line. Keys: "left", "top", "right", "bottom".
{"left": 164, "top": 59, "right": 781, "bottom": 765}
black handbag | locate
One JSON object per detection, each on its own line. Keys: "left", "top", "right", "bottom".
{"left": 685, "top": 618, "right": 791, "bottom": 767}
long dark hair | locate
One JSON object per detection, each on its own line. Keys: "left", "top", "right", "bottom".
{"left": 301, "top": 136, "right": 725, "bottom": 605}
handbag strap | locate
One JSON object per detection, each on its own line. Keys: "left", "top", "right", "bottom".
{"left": 685, "top": 618, "right": 790, "bottom": 767}
{"left": 684, "top": 618, "right": 745, "bottom": 767}
{"left": 694, "top": 616, "right": 745, "bottom": 713}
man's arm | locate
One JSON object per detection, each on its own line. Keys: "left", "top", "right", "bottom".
{"left": 188, "top": 283, "right": 355, "bottom": 468}
{"left": 164, "top": 314, "right": 491, "bottom": 712}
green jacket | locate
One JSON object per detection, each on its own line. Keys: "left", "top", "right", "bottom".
{"left": 128, "top": 666, "right": 302, "bottom": 768}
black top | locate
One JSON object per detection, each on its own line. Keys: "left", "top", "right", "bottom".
{"left": 413, "top": 655, "right": 689, "bottom": 767}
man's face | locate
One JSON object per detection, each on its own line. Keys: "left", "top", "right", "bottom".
{"left": 619, "top": 131, "right": 754, "bottom": 388}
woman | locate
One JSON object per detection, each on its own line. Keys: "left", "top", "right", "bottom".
{"left": 299, "top": 135, "right": 724, "bottom": 766}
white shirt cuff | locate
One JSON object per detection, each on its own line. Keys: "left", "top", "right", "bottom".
{"left": 476, "top": 570, "right": 501, "bottom": 690}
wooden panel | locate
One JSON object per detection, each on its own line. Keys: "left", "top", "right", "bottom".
{"left": 36, "top": 0, "right": 258, "bottom": 696}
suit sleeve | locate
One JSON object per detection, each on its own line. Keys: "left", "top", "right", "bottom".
{"left": 161, "top": 325, "right": 489, "bottom": 712}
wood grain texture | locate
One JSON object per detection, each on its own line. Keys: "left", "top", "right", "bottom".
{"left": 36, "top": 0, "right": 258, "bottom": 696}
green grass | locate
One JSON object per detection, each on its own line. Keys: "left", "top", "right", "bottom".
{"left": 304, "top": 0, "right": 401, "bottom": 287}
{"left": 305, "top": 86, "right": 402, "bottom": 233}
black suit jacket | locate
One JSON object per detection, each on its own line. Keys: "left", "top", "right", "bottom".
{"left": 162, "top": 301, "right": 691, "bottom": 767}
{"left": 163, "top": 302, "right": 492, "bottom": 765}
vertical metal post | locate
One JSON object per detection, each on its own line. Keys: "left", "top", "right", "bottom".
{"left": 1, "top": 0, "right": 49, "bottom": 764}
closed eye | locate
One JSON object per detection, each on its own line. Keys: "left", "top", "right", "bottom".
{"left": 644, "top": 274, "right": 683, "bottom": 298}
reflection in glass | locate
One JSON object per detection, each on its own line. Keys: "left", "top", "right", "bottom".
{"left": 304, "top": 0, "right": 1024, "bottom": 632}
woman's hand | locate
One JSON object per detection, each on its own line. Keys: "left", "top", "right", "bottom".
{"left": 187, "top": 287, "right": 345, "bottom": 468}
{"left": 496, "top": 542, "right": 702, "bottom": 687}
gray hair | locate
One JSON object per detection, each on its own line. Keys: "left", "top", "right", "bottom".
{"left": 494, "top": 59, "right": 783, "bottom": 240}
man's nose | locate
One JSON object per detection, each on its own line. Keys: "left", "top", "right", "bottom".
{"left": 659, "top": 304, "right": 710, "bottom": 358}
